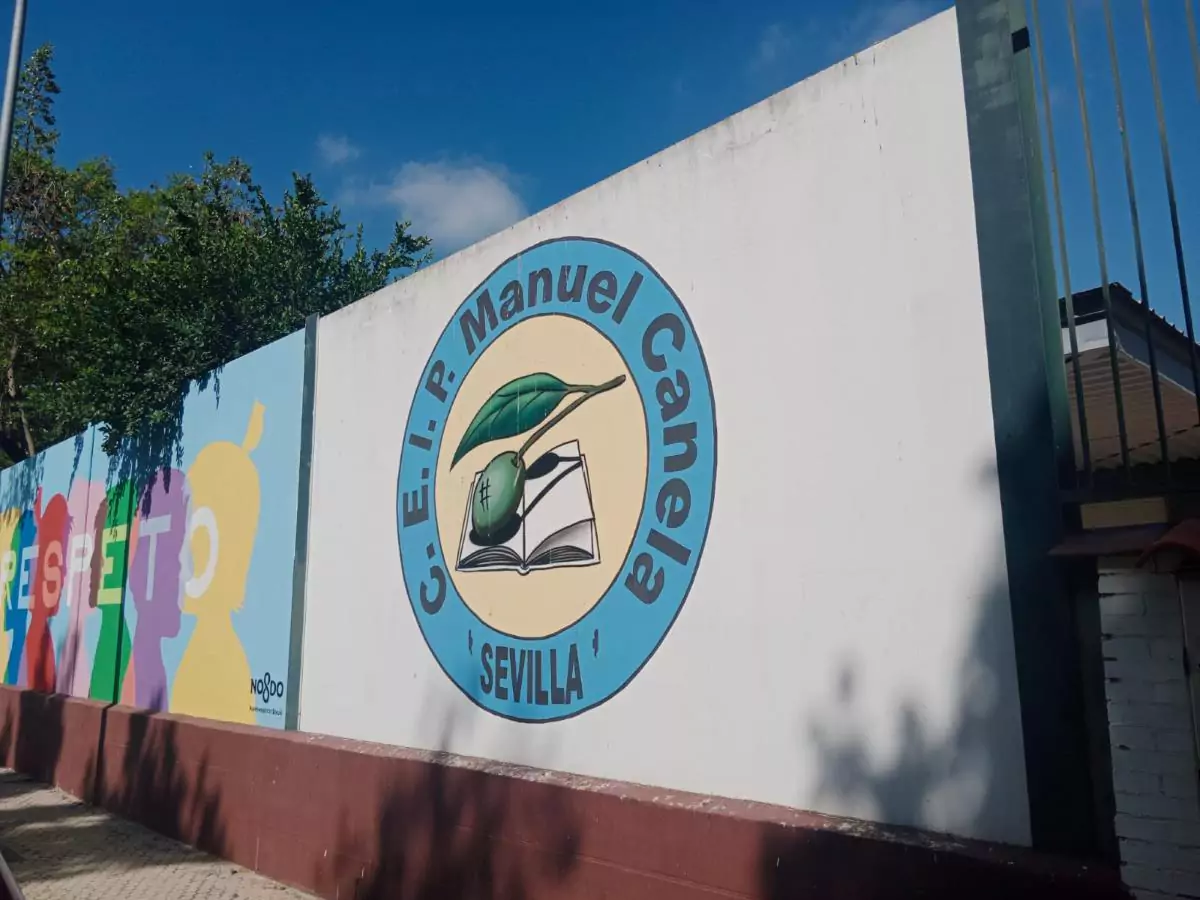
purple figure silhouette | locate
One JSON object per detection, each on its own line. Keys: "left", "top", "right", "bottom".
{"left": 129, "top": 469, "right": 188, "bottom": 711}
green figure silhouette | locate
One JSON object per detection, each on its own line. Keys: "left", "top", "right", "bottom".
{"left": 89, "top": 481, "right": 132, "bottom": 701}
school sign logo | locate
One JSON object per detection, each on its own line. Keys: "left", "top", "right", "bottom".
{"left": 396, "top": 237, "right": 716, "bottom": 721}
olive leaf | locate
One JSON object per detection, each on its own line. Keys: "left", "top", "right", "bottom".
{"left": 451, "top": 372, "right": 572, "bottom": 468}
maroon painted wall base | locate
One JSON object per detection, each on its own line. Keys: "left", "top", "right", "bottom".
{"left": 0, "top": 686, "right": 1128, "bottom": 899}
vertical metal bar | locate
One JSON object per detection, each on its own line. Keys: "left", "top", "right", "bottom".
{"left": 1031, "top": 0, "right": 1093, "bottom": 481}
{"left": 0, "top": 0, "right": 26, "bottom": 221}
{"left": 0, "top": 847, "right": 26, "bottom": 900}
{"left": 1143, "top": 0, "right": 1200, "bottom": 425}
{"left": 1103, "top": 0, "right": 1170, "bottom": 475}
{"left": 1066, "top": 0, "right": 1131, "bottom": 475}
{"left": 1187, "top": 0, "right": 1200, "bottom": 100}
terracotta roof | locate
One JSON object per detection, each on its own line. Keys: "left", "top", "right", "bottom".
{"left": 1060, "top": 283, "right": 1200, "bottom": 470}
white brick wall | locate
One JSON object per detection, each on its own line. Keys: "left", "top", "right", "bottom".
{"left": 1099, "top": 562, "right": 1200, "bottom": 900}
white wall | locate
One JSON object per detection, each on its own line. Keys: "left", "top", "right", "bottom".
{"left": 299, "top": 9, "right": 1032, "bottom": 845}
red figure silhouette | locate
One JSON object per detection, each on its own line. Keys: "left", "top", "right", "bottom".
{"left": 28, "top": 488, "right": 69, "bottom": 692}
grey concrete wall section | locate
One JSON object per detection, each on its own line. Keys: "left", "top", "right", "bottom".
{"left": 955, "top": 0, "right": 1098, "bottom": 855}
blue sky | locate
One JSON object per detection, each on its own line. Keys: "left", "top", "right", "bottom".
{"left": 25, "top": 0, "right": 949, "bottom": 250}
{"left": 19, "top": 0, "right": 1200, "bottom": 329}
{"left": 1032, "top": 0, "right": 1200, "bottom": 333}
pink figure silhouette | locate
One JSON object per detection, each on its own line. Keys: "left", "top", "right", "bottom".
{"left": 55, "top": 478, "right": 105, "bottom": 697}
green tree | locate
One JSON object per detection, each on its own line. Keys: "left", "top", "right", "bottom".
{"left": 0, "top": 44, "right": 431, "bottom": 466}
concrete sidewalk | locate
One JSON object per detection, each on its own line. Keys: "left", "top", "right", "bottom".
{"left": 0, "top": 771, "right": 314, "bottom": 900}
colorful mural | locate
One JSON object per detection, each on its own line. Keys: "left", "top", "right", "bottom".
{"left": 0, "top": 330, "right": 306, "bottom": 728}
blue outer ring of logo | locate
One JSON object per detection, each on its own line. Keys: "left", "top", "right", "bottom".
{"left": 396, "top": 236, "right": 716, "bottom": 722}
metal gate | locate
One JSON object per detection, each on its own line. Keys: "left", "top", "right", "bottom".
{"left": 1027, "top": 0, "right": 1200, "bottom": 503}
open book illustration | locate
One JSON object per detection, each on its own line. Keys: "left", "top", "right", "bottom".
{"left": 456, "top": 440, "right": 600, "bottom": 574}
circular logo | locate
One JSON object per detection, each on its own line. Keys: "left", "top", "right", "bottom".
{"left": 396, "top": 237, "right": 716, "bottom": 722}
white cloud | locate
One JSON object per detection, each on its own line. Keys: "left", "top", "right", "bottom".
{"left": 832, "top": 1, "right": 943, "bottom": 57}
{"left": 750, "top": 3, "right": 941, "bottom": 74}
{"left": 316, "top": 133, "right": 361, "bottom": 166}
{"left": 346, "top": 160, "right": 527, "bottom": 250}
{"left": 754, "top": 23, "right": 793, "bottom": 69}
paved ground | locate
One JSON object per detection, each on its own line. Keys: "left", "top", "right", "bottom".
{"left": 0, "top": 771, "right": 314, "bottom": 900}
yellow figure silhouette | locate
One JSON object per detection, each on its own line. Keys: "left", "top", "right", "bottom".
{"left": 171, "top": 403, "right": 264, "bottom": 724}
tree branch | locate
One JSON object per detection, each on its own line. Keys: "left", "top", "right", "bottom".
{"left": 5, "top": 335, "right": 34, "bottom": 457}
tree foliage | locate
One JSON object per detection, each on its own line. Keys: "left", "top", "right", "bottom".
{"left": 0, "top": 44, "right": 431, "bottom": 466}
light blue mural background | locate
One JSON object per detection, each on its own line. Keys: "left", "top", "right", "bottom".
{"left": 150, "top": 330, "right": 305, "bottom": 728}
{"left": 2, "top": 328, "right": 306, "bottom": 729}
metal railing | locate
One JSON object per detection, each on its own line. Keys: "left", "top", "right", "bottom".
{"left": 1028, "top": 0, "right": 1200, "bottom": 498}
{"left": 0, "top": 850, "right": 24, "bottom": 900}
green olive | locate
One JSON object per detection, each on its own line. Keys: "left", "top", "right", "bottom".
{"left": 472, "top": 450, "right": 526, "bottom": 540}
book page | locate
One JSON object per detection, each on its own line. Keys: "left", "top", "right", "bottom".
{"left": 521, "top": 441, "right": 596, "bottom": 565}
{"left": 528, "top": 519, "right": 597, "bottom": 569}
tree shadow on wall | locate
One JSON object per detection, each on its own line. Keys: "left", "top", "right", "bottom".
{"left": 327, "top": 709, "right": 582, "bottom": 900}
{"left": 756, "top": 378, "right": 1119, "bottom": 898}
{"left": 93, "top": 690, "right": 227, "bottom": 860}
{"left": 0, "top": 453, "right": 43, "bottom": 511}
{"left": 755, "top": 586, "right": 1038, "bottom": 899}
{"left": 104, "top": 410, "right": 189, "bottom": 515}
{"left": 0, "top": 370, "right": 197, "bottom": 513}
{"left": 0, "top": 690, "right": 75, "bottom": 794}
{"left": 802, "top": 576, "right": 1023, "bottom": 842}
